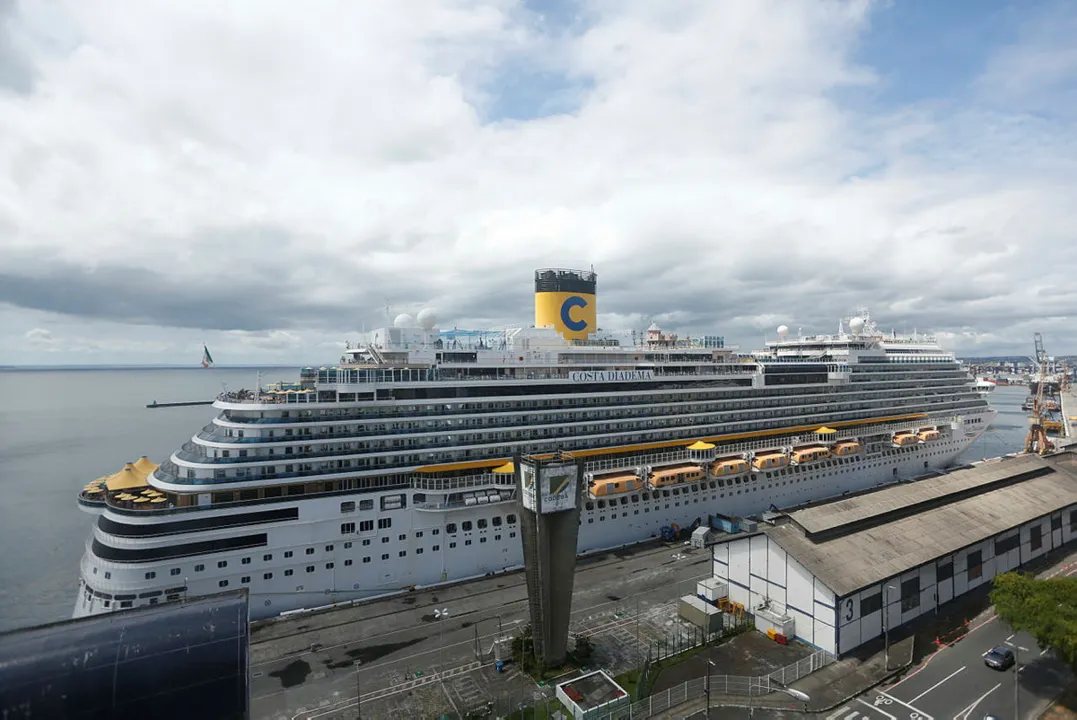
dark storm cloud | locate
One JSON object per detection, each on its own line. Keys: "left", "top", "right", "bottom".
{"left": 0, "top": 226, "right": 440, "bottom": 332}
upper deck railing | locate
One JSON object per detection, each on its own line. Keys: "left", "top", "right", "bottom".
{"left": 214, "top": 364, "right": 759, "bottom": 404}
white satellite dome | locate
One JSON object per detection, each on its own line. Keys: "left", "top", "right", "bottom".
{"left": 776, "top": 325, "right": 789, "bottom": 338}
{"left": 416, "top": 308, "right": 438, "bottom": 330}
{"left": 849, "top": 317, "right": 866, "bottom": 335}
{"left": 393, "top": 313, "right": 415, "bottom": 328}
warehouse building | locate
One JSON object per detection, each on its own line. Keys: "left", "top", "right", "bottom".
{"left": 710, "top": 452, "right": 1077, "bottom": 655}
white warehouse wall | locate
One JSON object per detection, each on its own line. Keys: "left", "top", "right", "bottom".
{"left": 712, "top": 534, "right": 838, "bottom": 653}
{"left": 713, "top": 505, "right": 1077, "bottom": 657}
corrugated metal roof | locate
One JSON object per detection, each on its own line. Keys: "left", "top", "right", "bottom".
{"left": 763, "top": 453, "right": 1077, "bottom": 598}
{"left": 787, "top": 453, "right": 1046, "bottom": 536}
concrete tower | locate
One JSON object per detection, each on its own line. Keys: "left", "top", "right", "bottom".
{"left": 515, "top": 451, "right": 585, "bottom": 667}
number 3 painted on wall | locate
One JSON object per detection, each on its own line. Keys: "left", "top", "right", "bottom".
{"left": 844, "top": 598, "right": 854, "bottom": 622}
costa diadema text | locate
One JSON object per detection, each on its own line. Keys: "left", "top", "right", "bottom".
{"left": 73, "top": 268, "right": 996, "bottom": 620}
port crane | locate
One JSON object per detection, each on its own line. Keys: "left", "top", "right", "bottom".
{"left": 1024, "top": 332, "right": 1054, "bottom": 455}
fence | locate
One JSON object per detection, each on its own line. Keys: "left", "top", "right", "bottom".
{"left": 602, "top": 648, "right": 836, "bottom": 719}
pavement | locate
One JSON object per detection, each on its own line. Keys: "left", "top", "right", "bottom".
{"left": 826, "top": 553, "right": 1077, "bottom": 720}
{"left": 248, "top": 540, "right": 715, "bottom": 719}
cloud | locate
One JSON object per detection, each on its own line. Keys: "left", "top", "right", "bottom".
{"left": 24, "top": 327, "right": 56, "bottom": 346}
{"left": 0, "top": 0, "right": 1075, "bottom": 366}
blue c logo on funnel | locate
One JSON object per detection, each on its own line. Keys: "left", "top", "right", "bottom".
{"left": 560, "top": 296, "right": 589, "bottom": 332}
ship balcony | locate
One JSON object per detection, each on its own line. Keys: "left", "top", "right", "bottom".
{"left": 414, "top": 489, "right": 516, "bottom": 512}
{"left": 410, "top": 473, "right": 515, "bottom": 492}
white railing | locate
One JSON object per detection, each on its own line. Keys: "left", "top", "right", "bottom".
{"left": 602, "top": 649, "right": 836, "bottom": 719}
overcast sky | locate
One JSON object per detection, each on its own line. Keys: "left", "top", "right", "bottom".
{"left": 1, "top": 0, "right": 1075, "bottom": 366}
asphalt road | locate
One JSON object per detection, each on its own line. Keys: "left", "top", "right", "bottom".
{"left": 249, "top": 540, "right": 713, "bottom": 719}
{"left": 827, "top": 558, "right": 1077, "bottom": 720}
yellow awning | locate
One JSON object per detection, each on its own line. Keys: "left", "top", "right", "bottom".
{"left": 105, "top": 468, "right": 149, "bottom": 492}
{"left": 492, "top": 461, "right": 516, "bottom": 475}
{"left": 687, "top": 441, "right": 715, "bottom": 451}
{"left": 816, "top": 427, "right": 837, "bottom": 434}
{"left": 133, "top": 456, "right": 159, "bottom": 477}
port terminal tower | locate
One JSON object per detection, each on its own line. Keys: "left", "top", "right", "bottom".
{"left": 514, "top": 451, "right": 586, "bottom": 666}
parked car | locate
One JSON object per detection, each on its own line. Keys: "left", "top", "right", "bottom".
{"left": 984, "top": 646, "right": 1015, "bottom": 670}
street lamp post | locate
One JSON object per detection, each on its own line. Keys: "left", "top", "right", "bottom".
{"left": 354, "top": 660, "right": 362, "bottom": 720}
{"left": 776, "top": 686, "right": 811, "bottom": 714}
{"left": 1014, "top": 645, "right": 1020, "bottom": 719}
{"left": 702, "top": 657, "right": 716, "bottom": 718}
{"left": 435, "top": 607, "right": 449, "bottom": 676}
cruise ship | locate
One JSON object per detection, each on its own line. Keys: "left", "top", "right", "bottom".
{"left": 73, "top": 268, "right": 996, "bottom": 620}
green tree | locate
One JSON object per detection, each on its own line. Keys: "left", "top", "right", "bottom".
{"left": 569, "top": 634, "right": 595, "bottom": 667}
{"left": 990, "top": 572, "right": 1077, "bottom": 670}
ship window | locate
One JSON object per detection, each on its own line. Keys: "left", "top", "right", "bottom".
{"left": 344, "top": 541, "right": 352, "bottom": 549}
{"left": 170, "top": 568, "right": 181, "bottom": 576}
{"left": 477, "top": 519, "right": 487, "bottom": 529}
{"left": 363, "top": 557, "right": 371, "bottom": 563}
{"left": 381, "top": 537, "right": 389, "bottom": 543}
{"left": 306, "top": 566, "right": 315, "bottom": 573}
{"left": 284, "top": 551, "right": 293, "bottom": 558}
{"left": 326, "top": 544, "right": 335, "bottom": 552}
{"left": 585, "top": 502, "right": 594, "bottom": 510}
{"left": 264, "top": 554, "right": 273, "bottom": 561}
{"left": 510, "top": 532, "right": 516, "bottom": 538}
{"left": 360, "top": 520, "right": 374, "bottom": 532}
{"left": 398, "top": 534, "right": 406, "bottom": 541}
{"left": 241, "top": 576, "right": 250, "bottom": 584}
{"left": 507, "top": 515, "right": 516, "bottom": 524}
{"left": 285, "top": 569, "right": 293, "bottom": 576}
{"left": 433, "top": 545, "right": 440, "bottom": 551}
{"left": 305, "top": 548, "right": 314, "bottom": 555}
{"left": 432, "top": 528, "right": 440, "bottom": 535}
{"left": 341, "top": 501, "right": 356, "bottom": 513}
{"left": 377, "top": 518, "right": 391, "bottom": 529}
{"left": 362, "top": 539, "right": 370, "bottom": 546}
{"left": 360, "top": 499, "right": 374, "bottom": 510}
{"left": 242, "top": 557, "right": 251, "bottom": 565}
{"left": 462, "top": 521, "right": 473, "bottom": 531}
{"left": 219, "top": 580, "right": 228, "bottom": 587}
{"left": 326, "top": 562, "right": 335, "bottom": 569}
{"left": 449, "top": 542, "right": 457, "bottom": 549}
{"left": 492, "top": 516, "right": 502, "bottom": 527}
{"left": 464, "top": 539, "right": 472, "bottom": 546}
{"left": 195, "top": 564, "right": 204, "bottom": 572}
{"left": 217, "top": 561, "right": 227, "bottom": 568}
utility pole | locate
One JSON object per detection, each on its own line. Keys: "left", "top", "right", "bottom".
{"left": 1014, "top": 646, "right": 1020, "bottom": 720}
{"left": 354, "top": 661, "right": 362, "bottom": 720}
{"left": 635, "top": 597, "right": 641, "bottom": 672}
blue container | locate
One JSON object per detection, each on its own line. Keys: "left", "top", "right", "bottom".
{"left": 496, "top": 660, "right": 505, "bottom": 673}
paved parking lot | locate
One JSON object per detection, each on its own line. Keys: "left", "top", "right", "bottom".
{"left": 254, "top": 542, "right": 714, "bottom": 719}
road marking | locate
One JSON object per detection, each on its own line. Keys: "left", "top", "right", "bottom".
{"left": 1006, "top": 634, "right": 1015, "bottom": 641}
{"left": 951, "top": 682, "right": 1000, "bottom": 720}
{"left": 1040, "top": 647, "right": 1050, "bottom": 657}
{"left": 857, "top": 697, "right": 897, "bottom": 719}
{"left": 877, "top": 691, "right": 934, "bottom": 720}
{"left": 825, "top": 707, "right": 851, "bottom": 720}
{"left": 909, "top": 666, "right": 966, "bottom": 703}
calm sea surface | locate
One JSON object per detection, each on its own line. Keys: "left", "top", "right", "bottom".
{"left": 0, "top": 372, "right": 1032, "bottom": 633}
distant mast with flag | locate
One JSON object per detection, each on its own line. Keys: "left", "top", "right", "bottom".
{"left": 200, "top": 344, "right": 214, "bottom": 368}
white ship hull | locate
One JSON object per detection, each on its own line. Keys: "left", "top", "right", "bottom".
{"left": 74, "top": 409, "right": 994, "bottom": 620}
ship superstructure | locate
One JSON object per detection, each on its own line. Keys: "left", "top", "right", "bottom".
{"left": 74, "top": 269, "right": 996, "bottom": 619}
